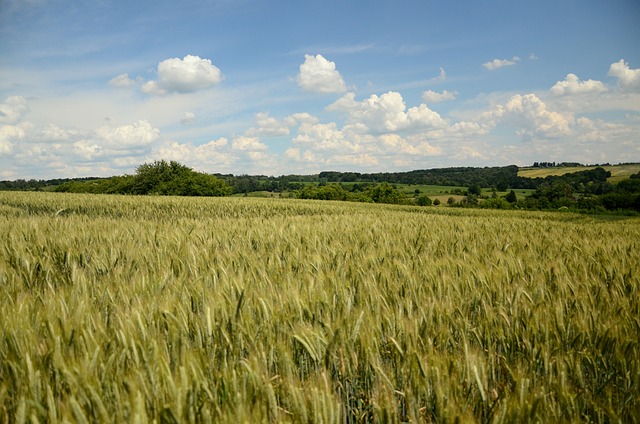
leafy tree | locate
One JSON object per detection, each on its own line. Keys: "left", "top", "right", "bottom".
{"left": 297, "top": 183, "right": 349, "bottom": 201}
{"left": 433, "top": 198, "right": 441, "bottom": 206}
{"left": 366, "top": 183, "right": 404, "bottom": 204}
{"left": 416, "top": 195, "right": 432, "bottom": 206}
{"left": 468, "top": 184, "right": 482, "bottom": 196}
{"left": 505, "top": 190, "right": 517, "bottom": 203}
{"left": 155, "top": 172, "right": 232, "bottom": 196}
{"left": 481, "top": 197, "right": 511, "bottom": 209}
{"left": 132, "top": 160, "right": 191, "bottom": 194}
{"left": 465, "top": 194, "right": 479, "bottom": 206}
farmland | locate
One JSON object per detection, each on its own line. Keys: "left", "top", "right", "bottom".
{"left": 518, "top": 163, "right": 640, "bottom": 183}
{"left": 1, "top": 192, "right": 639, "bottom": 423}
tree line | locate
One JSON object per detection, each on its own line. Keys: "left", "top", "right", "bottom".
{"left": 2, "top": 161, "right": 639, "bottom": 213}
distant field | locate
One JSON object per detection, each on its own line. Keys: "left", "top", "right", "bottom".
{"left": 518, "top": 163, "right": 640, "bottom": 182}
{"left": 1, "top": 192, "right": 638, "bottom": 422}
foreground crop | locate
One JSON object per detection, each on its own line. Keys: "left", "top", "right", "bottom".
{"left": 1, "top": 192, "right": 639, "bottom": 422}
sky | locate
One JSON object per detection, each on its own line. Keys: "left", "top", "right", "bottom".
{"left": 1, "top": 0, "right": 639, "bottom": 179}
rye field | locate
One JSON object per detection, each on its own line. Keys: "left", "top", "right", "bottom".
{"left": 1, "top": 192, "right": 639, "bottom": 423}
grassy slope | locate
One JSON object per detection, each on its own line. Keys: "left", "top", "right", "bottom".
{"left": 1, "top": 192, "right": 639, "bottom": 422}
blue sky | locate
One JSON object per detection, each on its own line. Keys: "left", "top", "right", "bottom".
{"left": 1, "top": 0, "right": 639, "bottom": 179}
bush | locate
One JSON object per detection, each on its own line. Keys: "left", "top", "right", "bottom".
{"left": 416, "top": 195, "right": 432, "bottom": 206}
{"left": 480, "top": 197, "right": 511, "bottom": 209}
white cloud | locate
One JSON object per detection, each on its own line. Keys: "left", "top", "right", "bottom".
{"left": 0, "top": 125, "right": 25, "bottom": 154}
{"left": 181, "top": 112, "right": 196, "bottom": 124}
{"left": 422, "top": 89, "right": 457, "bottom": 103}
{"left": 293, "top": 122, "right": 355, "bottom": 152}
{"left": 483, "top": 56, "right": 520, "bottom": 70}
{"left": 327, "top": 91, "right": 446, "bottom": 133}
{"left": 41, "top": 124, "right": 74, "bottom": 141}
{"left": 232, "top": 136, "right": 268, "bottom": 151}
{"left": 143, "top": 55, "right": 223, "bottom": 95}
{"left": 108, "top": 73, "right": 138, "bottom": 88}
{"left": 245, "top": 112, "right": 290, "bottom": 137}
{"left": 95, "top": 120, "right": 160, "bottom": 149}
{"left": 73, "top": 139, "right": 103, "bottom": 160}
{"left": 297, "top": 54, "right": 347, "bottom": 93}
{"left": 550, "top": 73, "right": 607, "bottom": 96}
{"left": 485, "top": 93, "right": 572, "bottom": 140}
{"left": 151, "top": 138, "right": 234, "bottom": 171}
{"left": 284, "top": 112, "right": 319, "bottom": 127}
{"left": 608, "top": 59, "right": 640, "bottom": 91}
{"left": 0, "top": 96, "right": 28, "bottom": 124}
{"left": 140, "top": 80, "right": 165, "bottom": 96}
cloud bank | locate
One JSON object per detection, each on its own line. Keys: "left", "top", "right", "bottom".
{"left": 2, "top": 58, "right": 639, "bottom": 179}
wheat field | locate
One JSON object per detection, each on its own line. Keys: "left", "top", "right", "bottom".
{"left": 1, "top": 192, "right": 638, "bottom": 423}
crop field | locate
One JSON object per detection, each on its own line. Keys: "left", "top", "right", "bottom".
{"left": 518, "top": 163, "right": 640, "bottom": 182}
{"left": 1, "top": 192, "right": 639, "bottom": 423}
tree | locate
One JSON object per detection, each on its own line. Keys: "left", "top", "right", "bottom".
{"left": 468, "top": 184, "right": 482, "bottom": 196}
{"left": 131, "top": 160, "right": 190, "bottom": 194}
{"left": 481, "top": 197, "right": 511, "bottom": 209}
{"left": 366, "top": 183, "right": 403, "bottom": 204}
{"left": 129, "top": 160, "right": 231, "bottom": 196}
{"left": 505, "top": 190, "right": 517, "bottom": 203}
{"left": 416, "top": 195, "right": 432, "bottom": 206}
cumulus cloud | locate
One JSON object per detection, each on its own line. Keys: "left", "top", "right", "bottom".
{"left": 95, "top": 120, "right": 160, "bottom": 149}
{"left": 608, "top": 59, "right": 640, "bottom": 91}
{"left": 483, "top": 56, "right": 520, "bottom": 70}
{"left": 297, "top": 54, "right": 347, "bottom": 93}
{"left": 0, "top": 96, "right": 28, "bottom": 124}
{"left": 108, "top": 73, "right": 138, "bottom": 88}
{"left": 327, "top": 91, "right": 447, "bottom": 133}
{"left": 422, "top": 89, "right": 457, "bottom": 103}
{"left": 0, "top": 124, "right": 26, "bottom": 154}
{"left": 181, "top": 112, "right": 196, "bottom": 124}
{"left": 231, "top": 136, "right": 268, "bottom": 151}
{"left": 284, "top": 118, "right": 446, "bottom": 171}
{"left": 151, "top": 138, "right": 234, "bottom": 170}
{"left": 142, "top": 55, "right": 223, "bottom": 95}
{"left": 244, "top": 112, "right": 290, "bottom": 137}
{"left": 293, "top": 122, "right": 354, "bottom": 152}
{"left": 550, "top": 73, "right": 607, "bottom": 96}
{"left": 284, "top": 112, "right": 319, "bottom": 127}
{"left": 485, "top": 93, "right": 572, "bottom": 140}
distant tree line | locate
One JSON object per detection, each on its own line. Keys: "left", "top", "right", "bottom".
{"left": 0, "top": 177, "right": 101, "bottom": 191}
{"left": 530, "top": 161, "right": 618, "bottom": 168}
{"left": 3, "top": 162, "right": 640, "bottom": 212}
{"left": 318, "top": 165, "right": 538, "bottom": 190}
{"left": 296, "top": 182, "right": 408, "bottom": 205}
